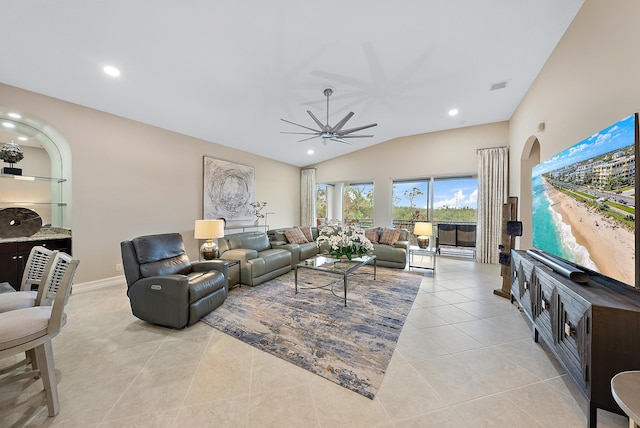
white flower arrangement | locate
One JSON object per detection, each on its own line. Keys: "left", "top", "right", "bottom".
{"left": 316, "top": 225, "right": 374, "bottom": 260}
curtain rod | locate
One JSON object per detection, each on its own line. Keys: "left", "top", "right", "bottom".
{"left": 476, "top": 145, "right": 508, "bottom": 153}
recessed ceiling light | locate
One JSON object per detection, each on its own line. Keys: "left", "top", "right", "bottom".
{"left": 8, "top": 112, "right": 21, "bottom": 119}
{"left": 448, "top": 109, "right": 459, "bottom": 116}
{"left": 307, "top": 149, "right": 314, "bottom": 155}
{"left": 2, "top": 122, "right": 16, "bottom": 129}
{"left": 18, "top": 136, "right": 28, "bottom": 141}
{"left": 103, "top": 65, "right": 121, "bottom": 77}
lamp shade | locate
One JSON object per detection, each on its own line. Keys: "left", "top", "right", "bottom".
{"left": 194, "top": 219, "right": 225, "bottom": 239}
{"left": 414, "top": 221, "right": 433, "bottom": 236}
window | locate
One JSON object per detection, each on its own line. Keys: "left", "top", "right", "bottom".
{"left": 343, "top": 183, "right": 374, "bottom": 226}
{"left": 433, "top": 177, "right": 478, "bottom": 223}
{"left": 392, "top": 180, "right": 429, "bottom": 229}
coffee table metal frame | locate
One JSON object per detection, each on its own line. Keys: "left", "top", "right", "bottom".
{"left": 294, "top": 254, "right": 377, "bottom": 307}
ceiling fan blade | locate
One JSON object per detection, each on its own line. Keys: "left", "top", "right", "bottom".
{"left": 280, "top": 131, "right": 320, "bottom": 135}
{"left": 280, "top": 118, "right": 321, "bottom": 133}
{"left": 337, "top": 123, "right": 378, "bottom": 135}
{"left": 329, "top": 137, "right": 353, "bottom": 145}
{"left": 330, "top": 112, "right": 355, "bottom": 133}
{"left": 306, "top": 110, "right": 330, "bottom": 132}
{"left": 297, "top": 135, "right": 321, "bottom": 142}
{"left": 335, "top": 134, "right": 374, "bottom": 138}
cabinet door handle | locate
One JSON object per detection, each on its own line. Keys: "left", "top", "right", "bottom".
{"left": 564, "top": 322, "right": 576, "bottom": 338}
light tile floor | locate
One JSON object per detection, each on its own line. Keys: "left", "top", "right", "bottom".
{"left": 0, "top": 257, "right": 629, "bottom": 427}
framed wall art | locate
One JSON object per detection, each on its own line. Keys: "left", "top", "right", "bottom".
{"left": 203, "top": 156, "right": 254, "bottom": 224}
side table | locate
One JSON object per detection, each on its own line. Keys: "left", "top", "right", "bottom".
{"left": 409, "top": 246, "right": 437, "bottom": 272}
{"left": 223, "top": 259, "right": 241, "bottom": 289}
{"left": 611, "top": 371, "right": 640, "bottom": 428}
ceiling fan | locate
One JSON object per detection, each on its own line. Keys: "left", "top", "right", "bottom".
{"left": 281, "top": 88, "right": 377, "bottom": 145}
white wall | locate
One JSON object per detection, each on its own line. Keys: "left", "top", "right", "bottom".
{"left": 509, "top": 0, "right": 640, "bottom": 249}
{"left": 0, "top": 83, "right": 301, "bottom": 283}
{"left": 312, "top": 121, "right": 509, "bottom": 227}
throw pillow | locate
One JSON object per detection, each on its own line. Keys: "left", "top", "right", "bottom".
{"left": 299, "top": 226, "right": 314, "bottom": 242}
{"left": 379, "top": 227, "right": 401, "bottom": 245}
{"left": 364, "top": 227, "right": 379, "bottom": 244}
{"left": 284, "top": 228, "right": 308, "bottom": 244}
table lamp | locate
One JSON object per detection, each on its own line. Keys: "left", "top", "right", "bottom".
{"left": 414, "top": 221, "right": 433, "bottom": 249}
{"left": 194, "top": 219, "right": 225, "bottom": 260}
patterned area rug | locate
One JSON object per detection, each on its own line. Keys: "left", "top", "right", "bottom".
{"left": 201, "top": 265, "right": 422, "bottom": 399}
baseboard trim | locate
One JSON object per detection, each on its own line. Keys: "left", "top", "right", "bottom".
{"left": 73, "top": 275, "right": 125, "bottom": 292}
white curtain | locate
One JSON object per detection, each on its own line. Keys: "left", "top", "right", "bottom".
{"left": 301, "top": 168, "right": 316, "bottom": 226}
{"left": 476, "top": 147, "right": 508, "bottom": 264}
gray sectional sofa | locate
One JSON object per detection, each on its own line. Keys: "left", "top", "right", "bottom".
{"left": 217, "top": 231, "right": 292, "bottom": 286}
{"left": 267, "top": 226, "right": 410, "bottom": 269}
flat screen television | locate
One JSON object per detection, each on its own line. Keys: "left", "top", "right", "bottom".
{"left": 531, "top": 113, "right": 638, "bottom": 288}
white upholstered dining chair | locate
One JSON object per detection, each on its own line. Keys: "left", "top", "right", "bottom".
{"left": 0, "top": 252, "right": 79, "bottom": 417}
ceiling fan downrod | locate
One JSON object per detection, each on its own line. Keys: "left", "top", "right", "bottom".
{"left": 323, "top": 88, "right": 333, "bottom": 126}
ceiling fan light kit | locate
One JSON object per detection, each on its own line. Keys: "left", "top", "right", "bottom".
{"left": 281, "top": 88, "right": 377, "bottom": 145}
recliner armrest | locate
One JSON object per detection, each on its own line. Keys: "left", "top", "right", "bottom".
{"left": 394, "top": 240, "right": 410, "bottom": 250}
{"left": 220, "top": 249, "right": 258, "bottom": 263}
{"left": 192, "top": 260, "right": 229, "bottom": 279}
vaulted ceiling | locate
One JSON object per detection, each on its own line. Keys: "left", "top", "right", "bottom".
{"left": 0, "top": 1, "right": 584, "bottom": 166}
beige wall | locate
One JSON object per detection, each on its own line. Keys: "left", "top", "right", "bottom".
{"left": 0, "top": 84, "right": 301, "bottom": 283}
{"left": 509, "top": 0, "right": 640, "bottom": 249}
{"left": 312, "top": 122, "right": 509, "bottom": 227}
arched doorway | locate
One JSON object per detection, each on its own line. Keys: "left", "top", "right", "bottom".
{"left": 519, "top": 136, "right": 540, "bottom": 249}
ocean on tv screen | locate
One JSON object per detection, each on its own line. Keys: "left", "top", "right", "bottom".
{"left": 532, "top": 113, "right": 636, "bottom": 286}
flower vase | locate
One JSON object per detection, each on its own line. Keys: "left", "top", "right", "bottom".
{"left": 254, "top": 219, "right": 259, "bottom": 226}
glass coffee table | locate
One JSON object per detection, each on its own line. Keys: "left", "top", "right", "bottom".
{"left": 294, "top": 254, "right": 376, "bottom": 306}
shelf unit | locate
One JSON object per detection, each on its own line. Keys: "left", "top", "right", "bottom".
{"left": 0, "top": 173, "right": 67, "bottom": 227}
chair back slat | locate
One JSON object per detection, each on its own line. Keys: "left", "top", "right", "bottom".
{"left": 46, "top": 255, "right": 79, "bottom": 335}
{"left": 20, "top": 246, "right": 56, "bottom": 291}
{"left": 35, "top": 252, "right": 75, "bottom": 307}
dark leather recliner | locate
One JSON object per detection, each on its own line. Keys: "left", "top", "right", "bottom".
{"left": 120, "top": 233, "right": 228, "bottom": 329}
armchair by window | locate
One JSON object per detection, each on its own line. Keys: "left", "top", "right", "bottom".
{"left": 120, "top": 233, "right": 228, "bottom": 329}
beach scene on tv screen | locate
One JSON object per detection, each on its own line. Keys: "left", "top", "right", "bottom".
{"left": 532, "top": 114, "right": 636, "bottom": 286}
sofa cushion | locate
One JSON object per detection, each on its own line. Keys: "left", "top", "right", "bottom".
{"left": 238, "top": 232, "right": 271, "bottom": 252}
{"left": 284, "top": 228, "right": 308, "bottom": 244}
{"left": 364, "top": 227, "right": 380, "bottom": 244}
{"left": 299, "top": 226, "right": 314, "bottom": 243}
{"left": 187, "top": 271, "right": 226, "bottom": 303}
{"left": 379, "top": 227, "right": 401, "bottom": 245}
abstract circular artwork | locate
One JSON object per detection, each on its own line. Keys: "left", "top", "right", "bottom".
{"left": 203, "top": 157, "right": 254, "bottom": 221}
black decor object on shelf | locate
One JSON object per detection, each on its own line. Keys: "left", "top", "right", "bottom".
{"left": 0, "top": 141, "right": 24, "bottom": 175}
